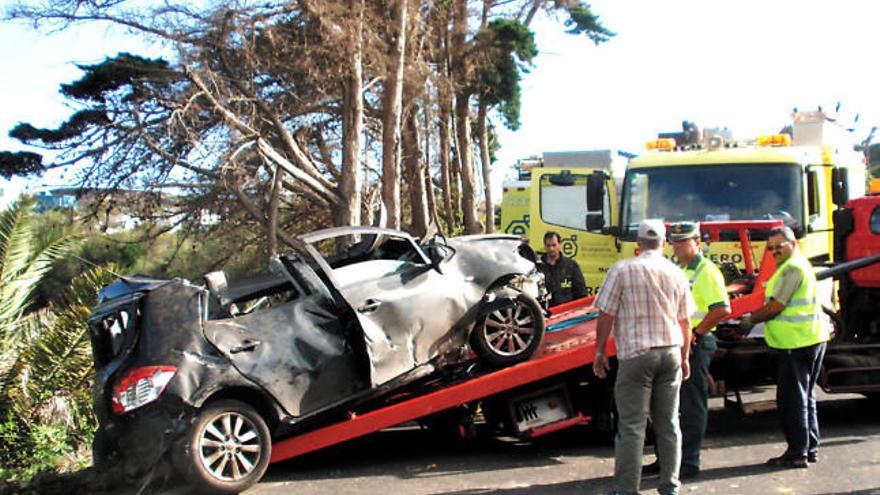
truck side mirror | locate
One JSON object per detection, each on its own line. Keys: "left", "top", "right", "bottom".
{"left": 586, "top": 172, "right": 606, "bottom": 231}
{"left": 832, "top": 167, "right": 849, "bottom": 208}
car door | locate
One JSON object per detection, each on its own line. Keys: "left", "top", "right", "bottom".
{"left": 303, "top": 229, "right": 474, "bottom": 386}
{"left": 203, "top": 258, "right": 370, "bottom": 418}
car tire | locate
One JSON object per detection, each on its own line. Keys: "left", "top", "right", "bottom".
{"left": 472, "top": 293, "right": 545, "bottom": 367}
{"left": 173, "top": 399, "right": 271, "bottom": 494}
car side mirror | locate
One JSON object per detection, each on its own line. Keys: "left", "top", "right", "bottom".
{"left": 425, "top": 246, "right": 445, "bottom": 273}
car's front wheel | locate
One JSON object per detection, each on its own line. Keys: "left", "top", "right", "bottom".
{"left": 472, "top": 293, "right": 545, "bottom": 367}
{"left": 174, "top": 399, "right": 271, "bottom": 494}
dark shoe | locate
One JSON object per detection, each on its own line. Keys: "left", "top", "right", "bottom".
{"left": 807, "top": 452, "right": 818, "bottom": 463}
{"left": 766, "top": 455, "right": 808, "bottom": 469}
{"left": 680, "top": 464, "right": 700, "bottom": 479}
{"left": 642, "top": 461, "right": 660, "bottom": 475}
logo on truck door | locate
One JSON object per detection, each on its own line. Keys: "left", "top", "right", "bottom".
{"left": 504, "top": 214, "right": 530, "bottom": 236}
{"left": 561, "top": 234, "right": 578, "bottom": 258}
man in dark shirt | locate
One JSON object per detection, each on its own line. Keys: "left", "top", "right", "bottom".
{"left": 538, "top": 231, "right": 587, "bottom": 306}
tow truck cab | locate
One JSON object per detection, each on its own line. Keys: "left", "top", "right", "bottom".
{"left": 526, "top": 112, "right": 866, "bottom": 293}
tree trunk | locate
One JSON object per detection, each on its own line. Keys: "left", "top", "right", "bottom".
{"left": 425, "top": 162, "right": 438, "bottom": 230}
{"left": 478, "top": 101, "right": 494, "bottom": 233}
{"left": 338, "top": 0, "right": 365, "bottom": 228}
{"left": 452, "top": 0, "right": 480, "bottom": 234}
{"left": 381, "top": 0, "right": 408, "bottom": 230}
{"left": 403, "top": 108, "right": 428, "bottom": 237}
{"left": 267, "top": 164, "right": 283, "bottom": 256}
{"left": 423, "top": 99, "right": 438, "bottom": 230}
{"left": 454, "top": 95, "right": 480, "bottom": 233}
{"left": 481, "top": 0, "right": 491, "bottom": 29}
{"left": 438, "top": 89, "right": 456, "bottom": 231}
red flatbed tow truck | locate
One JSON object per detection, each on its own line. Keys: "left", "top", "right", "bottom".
{"left": 270, "top": 296, "right": 612, "bottom": 464}
{"left": 268, "top": 220, "right": 807, "bottom": 466}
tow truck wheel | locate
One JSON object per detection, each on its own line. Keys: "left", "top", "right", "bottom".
{"left": 174, "top": 400, "right": 271, "bottom": 494}
{"left": 472, "top": 293, "right": 545, "bottom": 367}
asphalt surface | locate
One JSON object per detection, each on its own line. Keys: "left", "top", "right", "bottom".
{"left": 244, "top": 389, "right": 880, "bottom": 495}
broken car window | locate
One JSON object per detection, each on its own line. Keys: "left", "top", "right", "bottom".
{"left": 313, "top": 233, "right": 428, "bottom": 287}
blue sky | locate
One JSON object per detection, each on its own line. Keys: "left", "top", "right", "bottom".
{"left": 2, "top": 0, "right": 878, "bottom": 207}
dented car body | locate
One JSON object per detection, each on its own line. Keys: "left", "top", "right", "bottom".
{"left": 89, "top": 227, "right": 546, "bottom": 494}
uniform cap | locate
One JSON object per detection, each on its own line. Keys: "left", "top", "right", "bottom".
{"left": 668, "top": 221, "right": 700, "bottom": 242}
{"left": 637, "top": 219, "right": 666, "bottom": 241}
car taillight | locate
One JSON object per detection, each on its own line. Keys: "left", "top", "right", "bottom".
{"left": 111, "top": 366, "right": 177, "bottom": 414}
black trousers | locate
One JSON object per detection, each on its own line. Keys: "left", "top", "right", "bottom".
{"left": 680, "top": 332, "right": 717, "bottom": 469}
{"left": 774, "top": 341, "right": 827, "bottom": 459}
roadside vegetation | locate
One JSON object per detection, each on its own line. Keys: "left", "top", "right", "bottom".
{"left": 0, "top": 198, "right": 267, "bottom": 489}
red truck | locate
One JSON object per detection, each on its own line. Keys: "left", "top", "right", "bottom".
{"left": 823, "top": 182, "right": 880, "bottom": 395}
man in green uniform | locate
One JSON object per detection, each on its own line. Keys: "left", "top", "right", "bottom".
{"left": 740, "top": 226, "right": 829, "bottom": 469}
{"left": 644, "top": 222, "right": 730, "bottom": 479}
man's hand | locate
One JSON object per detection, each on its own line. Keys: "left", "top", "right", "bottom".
{"left": 593, "top": 353, "right": 610, "bottom": 379}
{"left": 681, "top": 357, "right": 691, "bottom": 381}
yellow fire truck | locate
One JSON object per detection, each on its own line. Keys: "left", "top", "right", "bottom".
{"left": 523, "top": 111, "right": 867, "bottom": 292}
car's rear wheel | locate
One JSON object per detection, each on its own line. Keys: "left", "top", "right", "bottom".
{"left": 472, "top": 293, "right": 545, "bottom": 367}
{"left": 174, "top": 399, "right": 271, "bottom": 494}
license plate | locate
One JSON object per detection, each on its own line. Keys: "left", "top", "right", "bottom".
{"left": 511, "top": 389, "right": 572, "bottom": 433}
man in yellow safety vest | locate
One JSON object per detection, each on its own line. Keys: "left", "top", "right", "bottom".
{"left": 740, "top": 226, "right": 829, "bottom": 469}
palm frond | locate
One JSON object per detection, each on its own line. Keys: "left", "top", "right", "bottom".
{"left": 0, "top": 199, "right": 37, "bottom": 286}
{"left": 0, "top": 202, "right": 38, "bottom": 332}
{"left": 0, "top": 199, "right": 79, "bottom": 356}
{"left": 0, "top": 328, "right": 38, "bottom": 425}
{"left": 19, "top": 266, "right": 118, "bottom": 425}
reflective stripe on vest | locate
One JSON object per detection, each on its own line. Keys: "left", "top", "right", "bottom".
{"left": 764, "top": 253, "right": 829, "bottom": 349}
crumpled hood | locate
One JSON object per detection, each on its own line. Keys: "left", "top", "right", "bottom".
{"left": 444, "top": 234, "right": 537, "bottom": 286}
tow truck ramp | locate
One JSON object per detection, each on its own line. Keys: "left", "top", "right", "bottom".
{"left": 271, "top": 297, "right": 610, "bottom": 464}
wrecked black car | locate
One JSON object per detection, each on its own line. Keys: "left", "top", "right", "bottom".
{"left": 88, "top": 227, "right": 546, "bottom": 494}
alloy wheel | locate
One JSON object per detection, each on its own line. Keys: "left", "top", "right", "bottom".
{"left": 197, "top": 411, "right": 263, "bottom": 482}
{"left": 483, "top": 302, "right": 537, "bottom": 357}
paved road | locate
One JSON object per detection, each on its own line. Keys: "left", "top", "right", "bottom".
{"left": 247, "top": 390, "right": 880, "bottom": 495}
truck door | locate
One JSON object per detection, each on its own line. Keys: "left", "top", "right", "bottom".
{"left": 529, "top": 168, "right": 619, "bottom": 296}
{"left": 804, "top": 164, "right": 834, "bottom": 263}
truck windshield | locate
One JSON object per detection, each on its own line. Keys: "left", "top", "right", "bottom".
{"left": 621, "top": 163, "right": 803, "bottom": 237}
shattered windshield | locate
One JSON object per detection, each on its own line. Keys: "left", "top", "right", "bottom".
{"left": 621, "top": 163, "right": 803, "bottom": 237}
